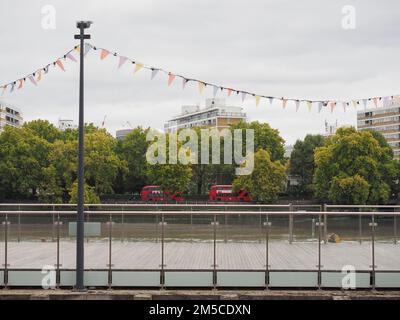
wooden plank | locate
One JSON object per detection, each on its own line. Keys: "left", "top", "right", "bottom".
{"left": 1, "top": 241, "right": 399, "bottom": 271}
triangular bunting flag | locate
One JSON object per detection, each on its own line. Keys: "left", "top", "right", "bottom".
{"left": 44, "top": 66, "right": 49, "bottom": 74}
{"left": 151, "top": 69, "right": 159, "bottom": 80}
{"left": 330, "top": 102, "right": 336, "bottom": 113}
{"left": 352, "top": 100, "right": 358, "bottom": 109}
{"left": 84, "top": 43, "right": 92, "bottom": 57}
{"left": 10, "top": 83, "right": 15, "bottom": 93}
{"left": 372, "top": 97, "right": 378, "bottom": 108}
{"left": 241, "top": 92, "right": 247, "bottom": 102}
{"left": 227, "top": 89, "right": 233, "bottom": 97}
{"left": 66, "top": 53, "right": 77, "bottom": 62}
{"left": 182, "top": 78, "right": 188, "bottom": 90}
{"left": 36, "top": 70, "right": 42, "bottom": 82}
{"left": 318, "top": 102, "right": 323, "bottom": 113}
{"left": 282, "top": 99, "right": 287, "bottom": 109}
{"left": 134, "top": 63, "right": 143, "bottom": 73}
{"left": 255, "top": 95, "right": 261, "bottom": 106}
{"left": 383, "top": 96, "right": 390, "bottom": 107}
{"left": 198, "top": 82, "right": 205, "bottom": 94}
{"left": 268, "top": 97, "right": 274, "bottom": 105}
{"left": 118, "top": 56, "right": 128, "bottom": 69}
{"left": 295, "top": 100, "right": 300, "bottom": 112}
{"left": 74, "top": 46, "right": 80, "bottom": 53}
{"left": 28, "top": 75, "right": 37, "bottom": 86}
{"left": 56, "top": 59, "right": 65, "bottom": 71}
{"left": 17, "top": 79, "right": 24, "bottom": 89}
{"left": 100, "top": 49, "right": 110, "bottom": 60}
{"left": 342, "top": 102, "right": 347, "bottom": 112}
{"left": 307, "top": 101, "right": 312, "bottom": 112}
{"left": 213, "top": 85, "right": 219, "bottom": 97}
{"left": 168, "top": 73, "right": 176, "bottom": 86}
{"left": 362, "top": 99, "right": 368, "bottom": 109}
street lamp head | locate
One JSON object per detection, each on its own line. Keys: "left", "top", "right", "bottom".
{"left": 76, "top": 21, "right": 93, "bottom": 29}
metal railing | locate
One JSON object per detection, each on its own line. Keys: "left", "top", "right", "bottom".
{"left": 0, "top": 204, "right": 399, "bottom": 289}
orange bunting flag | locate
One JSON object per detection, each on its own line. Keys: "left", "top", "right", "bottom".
{"left": 168, "top": 73, "right": 176, "bottom": 86}
{"left": 307, "top": 101, "right": 312, "bottom": 112}
{"left": 372, "top": 97, "right": 378, "bottom": 108}
{"left": 330, "top": 102, "right": 336, "bottom": 113}
{"left": 352, "top": 100, "right": 358, "bottom": 109}
{"left": 227, "top": 89, "right": 233, "bottom": 97}
{"left": 100, "top": 49, "right": 110, "bottom": 60}
{"left": 255, "top": 95, "right": 261, "bottom": 106}
{"left": 75, "top": 45, "right": 80, "bottom": 53}
{"left": 17, "top": 79, "right": 24, "bottom": 89}
{"left": 198, "top": 82, "right": 205, "bottom": 94}
{"left": 56, "top": 59, "right": 65, "bottom": 72}
{"left": 134, "top": 63, "right": 143, "bottom": 73}
{"left": 37, "top": 70, "right": 42, "bottom": 82}
{"left": 282, "top": 99, "right": 287, "bottom": 109}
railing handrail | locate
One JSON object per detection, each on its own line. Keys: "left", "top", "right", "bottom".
{"left": 1, "top": 210, "right": 399, "bottom": 216}
{"left": 0, "top": 203, "right": 292, "bottom": 207}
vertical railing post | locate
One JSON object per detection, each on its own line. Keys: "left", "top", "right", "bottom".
{"left": 259, "top": 207, "right": 262, "bottom": 244}
{"left": 3, "top": 214, "right": 9, "bottom": 288}
{"left": 107, "top": 214, "right": 113, "bottom": 289}
{"left": 224, "top": 206, "right": 227, "bottom": 244}
{"left": 121, "top": 206, "right": 125, "bottom": 243}
{"left": 190, "top": 205, "right": 193, "bottom": 243}
{"left": 323, "top": 204, "right": 328, "bottom": 244}
{"left": 394, "top": 214, "right": 397, "bottom": 245}
{"left": 359, "top": 208, "right": 363, "bottom": 244}
{"left": 56, "top": 213, "right": 61, "bottom": 288}
{"left": 17, "top": 205, "right": 21, "bottom": 243}
{"left": 316, "top": 214, "right": 323, "bottom": 290}
{"left": 212, "top": 214, "right": 218, "bottom": 290}
{"left": 160, "top": 213, "right": 165, "bottom": 289}
{"left": 370, "top": 214, "right": 377, "bottom": 290}
{"left": 288, "top": 203, "right": 293, "bottom": 244}
{"left": 264, "top": 214, "right": 271, "bottom": 290}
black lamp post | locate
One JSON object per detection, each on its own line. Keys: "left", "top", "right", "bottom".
{"left": 74, "top": 20, "right": 92, "bottom": 291}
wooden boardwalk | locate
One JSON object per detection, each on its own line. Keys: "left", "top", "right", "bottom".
{"left": 2, "top": 240, "right": 399, "bottom": 271}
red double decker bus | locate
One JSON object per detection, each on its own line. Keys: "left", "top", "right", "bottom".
{"left": 140, "top": 185, "right": 184, "bottom": 202}
{"left": 208, "top": 185, "right": 251, "bottom": 202}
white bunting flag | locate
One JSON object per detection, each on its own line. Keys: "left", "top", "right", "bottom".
{"left": 151, "top": 69, "right": 159, "bottom": 80}
{"left": 295, "top": 100, "right": 300, "bottom": 112}
{"left": 28, "top": 75, "right": 37, "bottom": 86}
{"left": 213, "top": 85, "right": 219, "bottom": 97}
{"left": 118, "top": 56, "right": 128, "bottom": 69}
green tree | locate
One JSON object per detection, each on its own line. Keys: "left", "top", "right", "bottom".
{"left": 69, "top": 181, "right": 100, "bottom": 204}
{"left": 314, "top": 127, "right": 397, "bottom": 204}
{"left": 289, "top": 134, "right": 326, "bottom": 195}
{"left": 47, "top": 127, "right": 127, "bottom": 200}
{"left": 0, "top": 126, "right": 51, "bottom": 199}
{"left": 116, "top": 127, "right": 150, "bottom": 193}
{"left": 23, "top": 119, "right": 61, "bottom": 143}
{"left": 231, "top": 121, "right": 285, "bottom": 162}
{"left": 146, "top": 131, "right": 192, "bottom": 194}
{"left": 233, "top": 149, "right": 286, "bottom": 203}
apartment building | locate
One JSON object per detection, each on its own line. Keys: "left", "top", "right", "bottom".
{"left": 357, "top": 97, "right": 400, "bottom": 160}
{"left": 0, "top": 101, "right": 23, "bottom": 132}
{"left": 164, "top": 98, "right": 246, "bottom": 133}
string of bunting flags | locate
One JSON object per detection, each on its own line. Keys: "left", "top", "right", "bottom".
{"left": 1, "top": 42, "right": 398, "bottom": 113}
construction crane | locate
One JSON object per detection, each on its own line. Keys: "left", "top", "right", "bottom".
{"left": 101, "top": 115, "right": 107, "bottom": 128}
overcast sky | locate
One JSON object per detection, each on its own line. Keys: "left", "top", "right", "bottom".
{"left": 1, "top": 0, "right": 399, "bottom": 144}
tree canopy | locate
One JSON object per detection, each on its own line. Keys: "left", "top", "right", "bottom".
{"left": 289, "top": 134, "right": 326, "bottom": 195}
{"left": 314, "top": 127, "right": 398, "bottom": 204}
{"left": 233, "top": 149, "right": 286, "bottom": 203}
